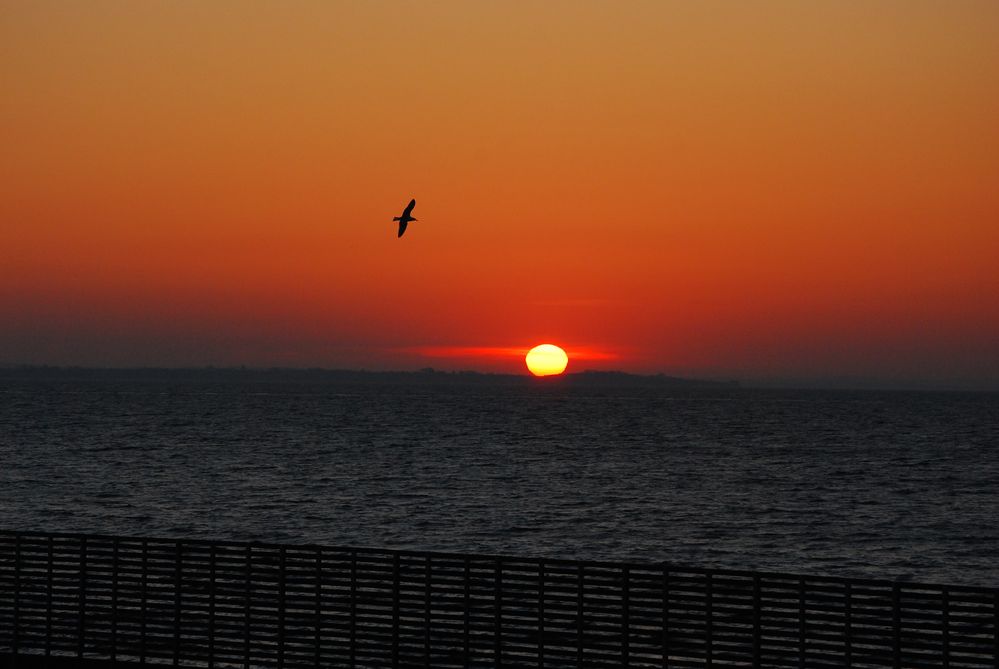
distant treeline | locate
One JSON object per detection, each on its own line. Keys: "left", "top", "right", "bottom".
{"left": 0, "top": 365, "right": 738, "bottom": 389}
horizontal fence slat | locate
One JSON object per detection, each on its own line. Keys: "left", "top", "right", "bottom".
{"left": 0, "top": 529, "right": 996, "bottom": 668}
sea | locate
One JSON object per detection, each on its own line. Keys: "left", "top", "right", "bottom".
{"left": 1, "top": 369, "right": 997, "bottom": 587}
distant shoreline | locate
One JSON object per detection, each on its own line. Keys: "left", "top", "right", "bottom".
{"left": 0, "top": 365, "right": 739, "bottom": 389}
{"left": 3, "top": 365, "right": 997, "bottom": 393}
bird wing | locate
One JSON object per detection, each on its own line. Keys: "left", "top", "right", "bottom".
{"left": 403, "top": 199, "right": 416, "bottom": 217}
{"left": 398, "top": 219, "right": 408, "bottom": 237}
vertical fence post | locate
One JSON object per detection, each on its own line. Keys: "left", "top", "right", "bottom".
{"left": 538, "top": 560, "right": 545, "bottom": 668}
{"left": 173, "top": 542, "right": 181, "bottom": 667}
{"left": 942, "top": 587, "right": 950, "bottom": 669}
{"left": 622, "top": 565, "right": 630, "bottom": 667}
{"left": 798, "top": 577, "right": 806, "bottom": 668}
{"left": 314, "top": 547, "right": 322, "bottom": 669}
{"left": 79, "top": 535, "right": 87, "bottom": 661}
{"left": 463, "top": 559, "right": 471, "bottom": 665}
{"left": 208, "top": 543, "right": 216, "bottom": 669}
{"left": 278, "top": 546, "right": 286, "bottom": 669}
{"left": 844, "top": 581, "right": 852, "bottom": 666}
{"left": 349, "top": 550, "right": 357, "bottom": 668}
{"left": 111, "top": 537, "right": 119, "bottom": 664}
{"left": 578, "top": 564, "right": 585, "bottom": 667}
{"left": 243, "top": 544, "right": 251, "bottom": 669}
{"left": 392, "top": 553, "right": 400, "bottom": 669}
{"left": 662, "top": 567, "right": 670, "bottom": 669}
{"left": 494, "top": 558, "right": 503, "bottom": 668}
{"left": 140, "top": 539, "right": 148, "bottom": 665}
{"left": 752, "top": 575, "right": 761, "bottom": 668}
{"left": 46, "top": 535, "right": 53, "bottom": 660}
{"left": 12, "top": 534, "right": 20, "bottom": 660}
{"left": 706, "top": 572, "right": 713, "bottom": 668}
{"left": 993, "top": 591, "right": 998, "bottom": 667}
{"left": 892, "top": 583, "right": 901, "bottom": 669}
{"left": 424, "top": 555, "right": 432, "bottom": 668}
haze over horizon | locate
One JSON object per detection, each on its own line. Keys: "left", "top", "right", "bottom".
{"left": 1, "top": 363, "right": 994, "bottom": 393}
{"left": 3, "top": 2, "right": 998, "bottom": 391}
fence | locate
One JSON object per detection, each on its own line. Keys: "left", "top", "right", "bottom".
{"left": 1, "top": 530, "right": 996, "bottom": 668}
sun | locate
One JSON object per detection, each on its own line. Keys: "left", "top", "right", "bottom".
{"left": 525, "top": 344, "right": 569, "bottom": 377}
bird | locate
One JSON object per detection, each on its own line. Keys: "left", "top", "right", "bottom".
{"left": 393, "top": 198, "right": 417, "bottom": 238}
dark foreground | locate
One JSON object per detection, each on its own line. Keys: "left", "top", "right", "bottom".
{"left": 2, "top": 531, "right": 997, "bottom": 668}
{"left": 0, "top": 657, "right": 135, "bottom": 669}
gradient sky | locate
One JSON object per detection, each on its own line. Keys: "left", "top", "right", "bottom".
{"left": 2, "top": 2, "right": 998, "bottom": 388}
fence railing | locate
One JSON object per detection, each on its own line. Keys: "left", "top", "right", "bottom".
{"left": 1, "top": 530, "right": 996, "bottom": 668}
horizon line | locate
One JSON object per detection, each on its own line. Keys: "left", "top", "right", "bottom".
{"left": 2, "top": 363, "right": 996, "bottom": 393}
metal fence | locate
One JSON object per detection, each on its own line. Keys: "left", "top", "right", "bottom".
{"left": 1, "top": 530, "right": 996, "bottom": 668}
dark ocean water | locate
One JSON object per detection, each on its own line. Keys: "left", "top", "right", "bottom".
{"left": 2, "top": 371, "right": 997, "bottom": 586}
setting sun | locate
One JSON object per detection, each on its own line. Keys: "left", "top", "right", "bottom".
{"left": 525, "top": 344, "right": 569, "bottom": 377}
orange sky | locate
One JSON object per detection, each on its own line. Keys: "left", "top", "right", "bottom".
{"left": 2, "top": 2, "right": 998, "bottom": 387}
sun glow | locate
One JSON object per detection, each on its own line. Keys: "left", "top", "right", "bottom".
{"left": 525, "top": 344, "right": 569, "bottom": 377}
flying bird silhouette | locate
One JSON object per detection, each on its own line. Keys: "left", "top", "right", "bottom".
{"left": 393, "top": 199, "right": 417, "bottom": 238}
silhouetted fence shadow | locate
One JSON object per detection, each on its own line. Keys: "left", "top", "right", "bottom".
{"left": 1, "top": 530, "right": 996, "bottom": 667}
